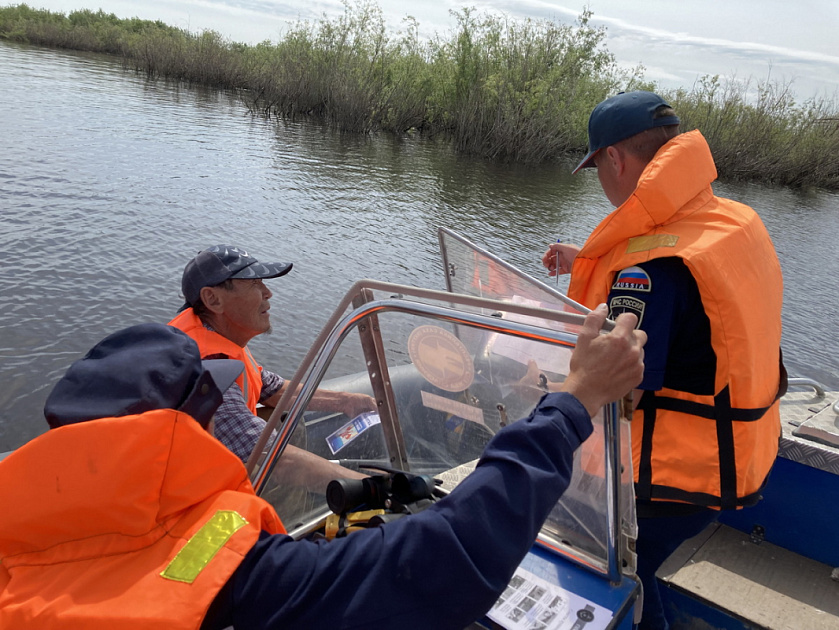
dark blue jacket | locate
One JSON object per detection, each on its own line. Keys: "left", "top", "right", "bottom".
{"left": 202, "top": 392, "right": 593, "bottom": 630}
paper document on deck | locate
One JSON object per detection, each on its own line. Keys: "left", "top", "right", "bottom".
{"left": 487, "top": 566, "right": 612, "bottom": 630}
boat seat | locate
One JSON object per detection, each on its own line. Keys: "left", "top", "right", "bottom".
{"left": 657, "top": 522, "right": 839, "bottom": 630}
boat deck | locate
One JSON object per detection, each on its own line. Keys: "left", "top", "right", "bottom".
{"left": 778, "top": 387, "right": 839, "bottom": 473}
{"left": 659, "top": 387, "right": 839, "bottom": 630}
{"left": 660, "top": 522, "right": 839, "bottom": 630}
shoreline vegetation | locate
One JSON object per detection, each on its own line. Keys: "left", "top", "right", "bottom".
{"left": 2, "top": 2, "right": 837, "bottom": 190}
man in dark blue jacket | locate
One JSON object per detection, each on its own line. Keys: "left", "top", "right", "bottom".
{"left": 203, "top": 303, "right": 645, "bottom": 629}
{"left": 3, "top": 305, "right": 644, "bottom": 629}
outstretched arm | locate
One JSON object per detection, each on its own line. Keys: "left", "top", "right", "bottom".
{"left": 211, "top": 392, "right": 595, "bottom": 630}
{"left": 206, "top": 305, "right": 646, "bottom": 630}
{"left": 271, "top": 443, "right": 366, "bottom": 490}
{"left": 264, "top": 384, "right": 376, "bottom": 420}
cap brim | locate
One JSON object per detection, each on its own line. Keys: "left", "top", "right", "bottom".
{"left": 571, "top": 148, "right": 599, "bottom": 175}
{"left": 201, "top": 359, "right": 244, "bottom": 394}
{"left": 231, "top": 261, "right": 293, "bottom": 280}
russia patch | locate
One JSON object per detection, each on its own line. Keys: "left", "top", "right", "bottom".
{"left": 612, "top": 266, "right": 651, "bottom": 292}
{"left": 609, "top": 296, "right": 646, "bottom": 328}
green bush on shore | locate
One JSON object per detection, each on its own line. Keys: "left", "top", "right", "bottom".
{"left": 672, "top": 76, "right": 839, "bottom": 189}
{"left": 1, "top": 2, "right": 837, "bottom": 189}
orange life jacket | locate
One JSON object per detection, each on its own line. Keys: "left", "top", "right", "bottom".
{"left": 568, "top": 130, "right": 783, "bottom": 509}
{"left": 0, "top": 409, "right": 285, "bottom": 628}
{"left": 169, "top": 308, "right": 263, "bottom": 414}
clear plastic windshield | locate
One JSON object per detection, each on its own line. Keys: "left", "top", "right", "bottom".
{"left": 252, "top": 278, "right": 633, "bottom": 579}
{"left": 438, "top": 226, "right": 588, "bottom": 316}
{"left": 439, "top": 228, "right": 637, "bottom": 566}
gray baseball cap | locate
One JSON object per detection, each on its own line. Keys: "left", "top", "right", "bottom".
{"left": 181, "top": 244, "right": 293, "bottom": 310}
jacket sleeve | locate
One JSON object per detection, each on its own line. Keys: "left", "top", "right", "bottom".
{"left": 205, "top": 392, "right": 593, "bottom": 630}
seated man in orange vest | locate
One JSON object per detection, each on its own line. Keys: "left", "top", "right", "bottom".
{"left": 0, "top": 309, "right": 645, "bottom": 628}
{"left": 541, "top": 91, "right": 784, "bottom": 630}
{"left": 169, "top": 244, "right": 375, "bottom": 487}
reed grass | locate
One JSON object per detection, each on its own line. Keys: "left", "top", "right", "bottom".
{"left": 1, "top": 2, "right": 837, "bottom": 189}
{"left": 673, "top": 76, "right": 839, "bottom": 189}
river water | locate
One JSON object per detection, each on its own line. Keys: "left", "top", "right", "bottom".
{"left": 1, "top": 40, "right": 837, "bottom": 452}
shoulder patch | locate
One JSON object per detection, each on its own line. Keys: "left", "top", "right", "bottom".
{"left": 609, "top": 296, "right": 646, "bottom": 328}
{"left": 626, "top": 234, "right": 679, "bottom": 253}
{"left": 612, "top": 266, "right": 651, "bottom": 292}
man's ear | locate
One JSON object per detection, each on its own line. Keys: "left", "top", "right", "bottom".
{"left": 605, "top": 145, "right": 626, "bottom": 175}
{"left": 200, "top": 286, "right": 225, "bottom": 314}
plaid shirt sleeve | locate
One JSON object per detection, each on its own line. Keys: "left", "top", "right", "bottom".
{"left": 259, "top": 368, "right": 284, "bottom": 403}
{"left": 212, "top": 382, "right": 265, "bottom": 463}
{"left": 212, "top": 369, "right": 284, "bottom": 463}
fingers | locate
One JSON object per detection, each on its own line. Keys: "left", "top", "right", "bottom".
{"left": 571, "top": 305, "right": 607, "bottom": 377}
{"left": 612, "top": 311, "right": 639, "bottom": 336}
{"left": 579, "top": 306, "right": 644, "bottom": 353}
{"left": 540, "top": 245, "right": 556, "bottom": 268}
{"left": 364, "top": 395, "right": 377, "bottom": 413}
{"left": 579, "top": 303, "right": 609, "bottom": 344}
{"left": 344, "top": 394, "right": 377, "bottom": 418}
{"left": 540, "top": 243, "right": 563, "bottom": 270}
{"left": 612, "top": 312, "right": 646, "bottom": 353}
{"left": 610, "top": 312, "right": 645, "bottom": 381}
{"left": 560, "top": 305, "right": 647, "bottom": 416}
{"left": 541, "top": 252, "right": 554, "bottom": 273}
{"left": 541, "top": 246, "right": 561, "bottom": 275}
{"left": 541, "top": 243, "right": 580, "bottom": 274}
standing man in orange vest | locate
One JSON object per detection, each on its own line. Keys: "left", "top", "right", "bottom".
{"left": 0, "top": 308, "right": 647, "bottom": 628}
{"left": 541, "top": 91, "right": 784, "bottom": 630}
{"left": 168, "top": 245, "right": 375, "bottom": 485}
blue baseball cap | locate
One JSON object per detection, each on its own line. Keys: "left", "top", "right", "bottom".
{"left": 181, "top": 245, "right": 293, "bottom": 310}
{"left": 44, "top": 324, "right": 244, "bottom": 429}
{"left": 572, "top": 91, "right": 680, "bottom": 174}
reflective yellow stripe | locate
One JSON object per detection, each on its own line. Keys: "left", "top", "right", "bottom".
{"left": 161, "top": 510, "right": 248, "bottom": 583}
{"left": 626, "top": 234, "right": 679, "bottom": 253}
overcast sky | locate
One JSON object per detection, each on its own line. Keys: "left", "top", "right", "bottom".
{"left": 29, "top": 0, "right": 839, "bottom": 101}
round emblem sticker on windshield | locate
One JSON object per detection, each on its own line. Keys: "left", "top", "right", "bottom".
{"left": 407, "top": 325, "right": 474, "bottom": 392}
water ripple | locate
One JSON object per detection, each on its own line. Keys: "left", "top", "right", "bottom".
{"left": 1, "top": 40, "right": 837, "bottom": 451}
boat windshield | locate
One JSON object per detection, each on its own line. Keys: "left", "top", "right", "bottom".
{"left": 438, "top": 226, "right": 588, "bottom": 316}
{"left": 250, "top": 233, "right": 635, "bottom": 579}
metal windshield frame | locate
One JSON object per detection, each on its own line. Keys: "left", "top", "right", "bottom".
{"left": 248, "top": 280, "right": 625, "bottom": 583}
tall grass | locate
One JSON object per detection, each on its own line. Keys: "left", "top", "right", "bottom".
{"left": 424, "top": 8, "right": 645, "bottom": 161}
{"left": 673, "top": 76, "right": 839, "bottom": 189}
{"left": 1, "top": 2, "right": 837, "bottom": 189}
